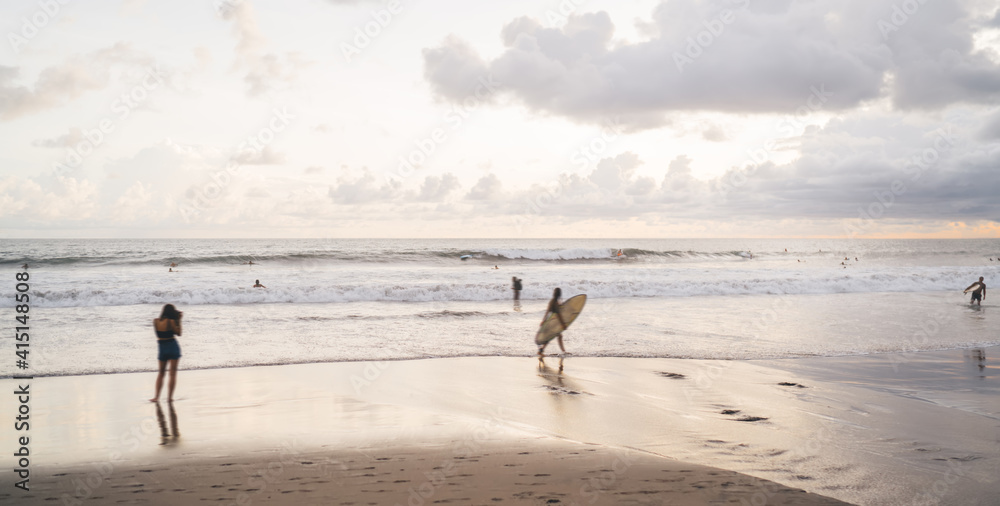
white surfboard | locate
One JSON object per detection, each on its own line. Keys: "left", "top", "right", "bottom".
{"left": 964, "top": 282, "right": 983, "bottom": 294}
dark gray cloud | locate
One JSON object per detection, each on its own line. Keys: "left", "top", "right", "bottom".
{"left": 423, "top": 0, "right": 1000, "bottom": 129}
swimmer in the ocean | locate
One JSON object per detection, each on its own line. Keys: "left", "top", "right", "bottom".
{"left": 253, "top": 279, "right": 266, "bottom": 288}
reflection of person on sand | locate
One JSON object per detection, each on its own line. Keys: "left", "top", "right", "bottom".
{"left": 155, "top": 401, "right": 180, "bottom": 445}
{"left": 150, "top": 304, "right": 182, "bottom": 403}
{"left": 964, "top": 277, "right": 986, "bottom": 306}
{"left": 512, "top": 277, "right": 522, "bottom": 301}
{"left": 538, "top": 288, "right": 568, "bottom": 356}
{"left": 538, "top": 357, "right": 563, "bottom": 376}
{"left": 253, "top": 279, "right": 266, "bottom": 288}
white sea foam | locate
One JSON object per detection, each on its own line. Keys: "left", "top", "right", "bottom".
{"left": 12, "top": 265, "right": 996, "bottom": 308}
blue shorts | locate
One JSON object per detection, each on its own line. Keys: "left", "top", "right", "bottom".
{"left": 157, "top": 339, "right": 181, "bottom": 361}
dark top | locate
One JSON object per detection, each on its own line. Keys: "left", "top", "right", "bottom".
{"left": 513, "top": 279, "right": 523, "bottom": 291}
{"left": 155, "top": 320, "right": 178, "bottom": 340}
{"left": 547, "top": 298, "right": 560, "bottom": 314}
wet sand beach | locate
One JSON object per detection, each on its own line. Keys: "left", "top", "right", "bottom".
{"left": 2, "top": 347, "right": 997, "bottom": 505}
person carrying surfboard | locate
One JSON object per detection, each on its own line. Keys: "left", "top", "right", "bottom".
{"left": 539, "top": 288, "right": 568, "bottom": 356}
{"left": 964, "top": 277, "right": 986, "bottom": 306}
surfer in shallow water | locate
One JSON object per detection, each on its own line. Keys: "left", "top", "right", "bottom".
{"left": 512, "top": 276, "right": 522, "bottom": 301}
{"left": 964, "top": 277, "right": 986, "bottom": 306}
{"left": 539, "top": 288, "right": 568, "bottom": 356}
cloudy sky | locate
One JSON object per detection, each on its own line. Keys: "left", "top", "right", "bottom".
{"left": 2, "top": 0, "right": 1000, "bottom": 238}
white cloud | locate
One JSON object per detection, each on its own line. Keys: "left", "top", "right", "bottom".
{"left": 466, "top": 173, "right": 503, "bottom": 200}
{"left": 219, "top": 1, "right": 311, "bottom": 96}
{"left": 0, "top": 43, "right": 152, "bottom": 121}
{"left": 328, "top": 170, "right": 401, "bottom": 204}
{"left": 416, "top": 173, "right": 460, "bottom": 202}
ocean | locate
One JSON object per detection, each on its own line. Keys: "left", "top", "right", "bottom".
{"left": 2, "top": 238, "right": 998, "bottom": 377}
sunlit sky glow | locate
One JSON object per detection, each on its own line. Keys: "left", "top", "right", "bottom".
{"left": 2, "top": 0, "right": 1000, "bottom": 238}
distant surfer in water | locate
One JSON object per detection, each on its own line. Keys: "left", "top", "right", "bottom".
{"left": 512, "top": 277, "right": 522, "bottom": 301}
{"left": 21, "top": 263, "right": 28, "bottom": 269}
{"left": 539, "top": 288, "right": 568, "bottom": 356}
{"left": 253, "top": 279, "right": 266, "bottom": 288}
{"left": 964, "top": 277, "right": 986, "bottom": 306}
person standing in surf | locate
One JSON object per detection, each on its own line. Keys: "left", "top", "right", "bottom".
{"left": 150, "top": 304, "right": 183, "bottom": 402}
{"left": 539, "top": 288, "right": 568, "bottom": 356}
{"left": 512, "top": 276, "right": 523, "bottom": 301}
{"left": 965, "top": 277, "right": 987, "bottom": 306}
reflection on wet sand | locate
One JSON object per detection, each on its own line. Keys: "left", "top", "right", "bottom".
{"left": 538, "top": 357, "right": 591, "bottom": 397}
{"left": 155, "top": 402, "right": 180, "bottom": 446}
{"left": 965, "top": 348, "right": 986, "bottom": 379}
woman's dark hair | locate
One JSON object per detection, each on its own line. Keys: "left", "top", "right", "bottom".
{"left": 159, "top": 304, "right": 180, "bottom": 321}
{"left": 553, "top": 287, "right": 561, "bottom": 298}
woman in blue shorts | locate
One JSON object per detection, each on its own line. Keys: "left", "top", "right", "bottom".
{"left": 150, "top": 304, "right": 183, "bottom": 402}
